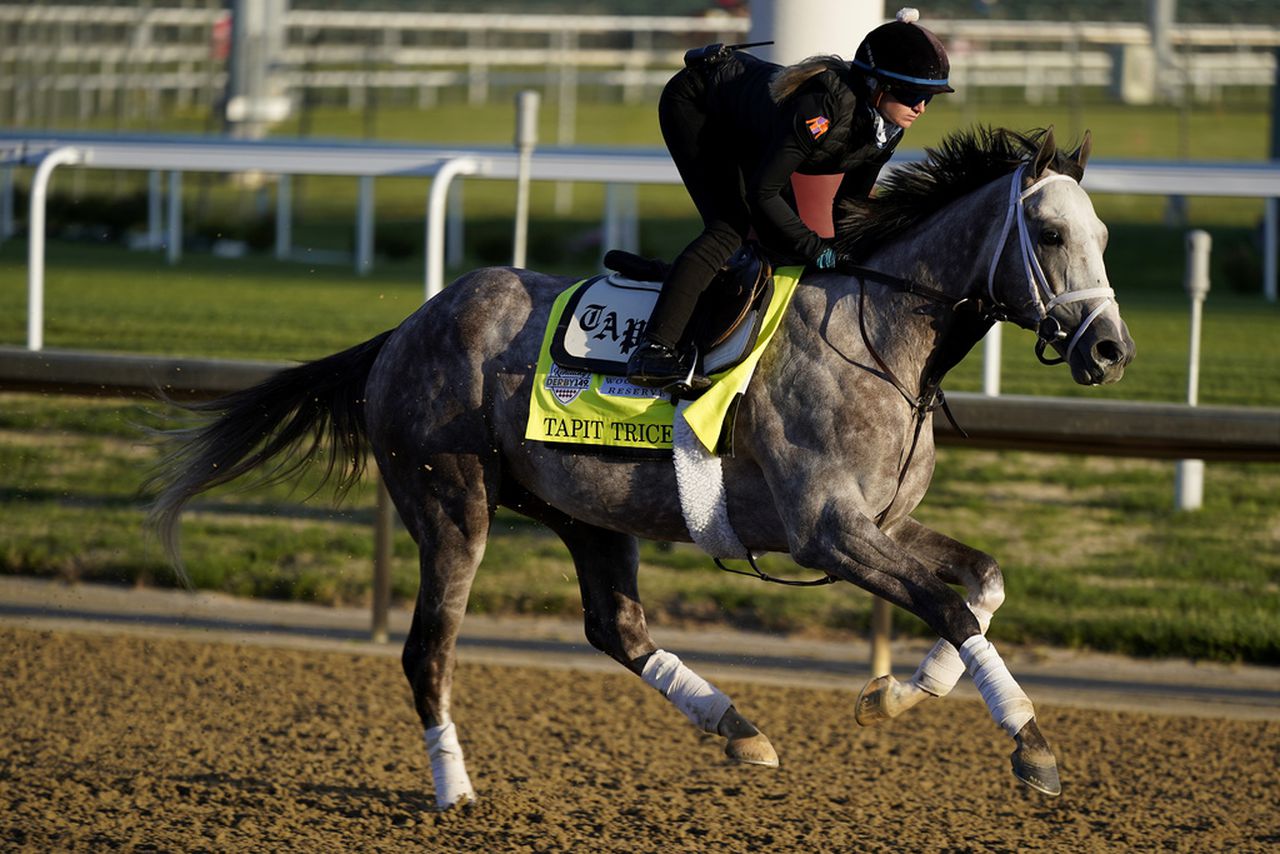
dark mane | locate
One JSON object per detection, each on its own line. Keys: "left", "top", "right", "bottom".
{"left": 834, "top": 127, "right": 1084, "bottom": 261}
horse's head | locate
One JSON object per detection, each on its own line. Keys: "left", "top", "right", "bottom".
{"left": 986, "top": 128, "right": 1135, "bottom": 385}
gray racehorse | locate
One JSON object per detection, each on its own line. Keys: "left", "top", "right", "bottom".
{"left": 148, "top": 127, "right": 1133, "bottom": 808}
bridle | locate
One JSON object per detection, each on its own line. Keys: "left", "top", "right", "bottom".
{"left": 717, "top": 160, "right": 1118, "bottom": 582}
{"left": 833, "top": 157, "right": 1116, "bottom": 529}
{"left": 986, "top": 163, "right": 1116, "bottom": 366}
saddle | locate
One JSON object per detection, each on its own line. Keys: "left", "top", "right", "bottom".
{"left": 550, "top": 246, "right": 774, "bottom": 379}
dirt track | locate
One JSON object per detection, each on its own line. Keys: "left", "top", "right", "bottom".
{"left": 3, "top": 625, "right": 1279, "bottom": 852}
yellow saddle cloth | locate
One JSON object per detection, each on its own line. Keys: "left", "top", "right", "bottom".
{"left": 524, "top": 266, "right": 802, "bottom": 454}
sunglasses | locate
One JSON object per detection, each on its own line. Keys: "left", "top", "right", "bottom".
{"left": 888, "top": 88, "right": 934, "bottom": 107}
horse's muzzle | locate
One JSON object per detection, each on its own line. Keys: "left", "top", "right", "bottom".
{"left": 1067, "top": 316, "right": 1135, "bottom": 386}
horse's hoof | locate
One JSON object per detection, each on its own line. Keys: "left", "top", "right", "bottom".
{"left": 1010, "top": 745, "right": 1062, "bottom": 797}
{"left": 855, "top": 674, "right": 900, "bottom": 726}
{"left": 433, "top": 792, "right": 476, "bottom": 812}
{"left": 725, "top": 732, "right": 779, "bottom": 768}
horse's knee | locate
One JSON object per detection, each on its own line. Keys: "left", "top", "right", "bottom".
{"left": 966, "top": 553, "right": 1005, "bottom": 616}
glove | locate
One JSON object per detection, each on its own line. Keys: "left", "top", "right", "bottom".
{"left": 813, "top": 246, "right": 837, "bottom": 270}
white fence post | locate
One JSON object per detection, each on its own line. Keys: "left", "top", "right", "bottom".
{"left": 1175, "top": 229, "right": 1211, "bottom": 511}
{"left": 166, "top": 171, "right": 183, "bottom": 265}
{"left": 1265, "top": 197, "right": 1277, "bottom": 303}
{"left": 602, "top": 182, "right": 639, "bottom": 266}
{"left": 147, "top": 170, "right": 163, "bottom": 249}
{"left": 446, "top": 179, "right": 464, "bottom": 268}
{"left": 424, "top": 158, "right": 480, "bottom": 301}
{"left": 27, "top": 147, "right": 85, "bottom": 351}
{"left": 513, "top": 90, "right": 539, "bottom": 269}
{"left": 356, "top": 175, "right": 374, "bottom": 275}
{"left": 275, "top": 174, "right": 292, "bottom": 261}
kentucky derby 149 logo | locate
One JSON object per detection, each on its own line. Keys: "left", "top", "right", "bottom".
{"left": 545, "top": 363, "right": 592, "bottom": 404}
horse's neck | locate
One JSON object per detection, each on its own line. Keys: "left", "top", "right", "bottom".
{"left": 851, "top": 179, "right": 1006, "bottom": 390}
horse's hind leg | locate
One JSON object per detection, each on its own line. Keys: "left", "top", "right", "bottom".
{"left": 540, "top": 510, "right": 779, "bottom": 768}
{"left": 856, "top": 515, "right": 1007, "bottom": 726}
{"left": 391, "top": 460, "right": 495, "bottom": 810}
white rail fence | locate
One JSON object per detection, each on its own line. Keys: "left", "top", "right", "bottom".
{"left": 2, "top": 129, "right": 1280, "bottom": 321}
{"left": 2, "top": 128, "right": 1279, "bottom": 423}
{"left": 2, "top": 6, "right": 1277, "bottom": 130}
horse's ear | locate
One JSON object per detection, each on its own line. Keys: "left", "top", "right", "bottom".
{"left": 1032, "top": 126, "right": 1057, "bottom": 178}
{"left": 1071, "top": 129, "right": 1093, "bottom": 174}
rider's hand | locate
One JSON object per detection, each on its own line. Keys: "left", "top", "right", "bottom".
{"left": 814, "top": 247, "right": 837, "bottom": 269}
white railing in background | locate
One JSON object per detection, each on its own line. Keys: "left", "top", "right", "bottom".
{"left": 2, "top": 5, "right": 1277, "bottom": 130}
{"left": 2, "top": 129, "right": 1279, "bottom": 353}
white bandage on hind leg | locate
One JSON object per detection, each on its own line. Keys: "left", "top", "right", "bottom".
{"left": 958, "top": 635, "right": 1035, "bottom": 738}
{"left": 641, "top": 649, "right": 733, "bottom": 733}
{"left": 909, "top": 604, "right": 995, "bottom": 697}
{"left": 424, "top": 722, "right": 474, "bottom": 808}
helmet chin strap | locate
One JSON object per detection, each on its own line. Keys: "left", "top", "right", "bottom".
{"left": 986, "top": 163, "right": 1116, "bottom": 365}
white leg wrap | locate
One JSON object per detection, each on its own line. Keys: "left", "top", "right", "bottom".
{"left": 424, "top": 722, "right": 474, "bottom": 808}
{"left": 958, "top": 635, "right": 1035, "bottom": 738}
{"left": 911, "top": 639, "right": 966, "bottom": 697}
{"left": 909, "top": 604, "right": 994, "bottom": 698}
{"left": 641, "top": 649, "right": 733, "bottom": 733}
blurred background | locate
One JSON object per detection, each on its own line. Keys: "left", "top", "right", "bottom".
{"left": 0, "top": 1, "right": 1277, "bottom": 663}
{"left": 2, "top": 0, "right": 1277, "bottom": 270}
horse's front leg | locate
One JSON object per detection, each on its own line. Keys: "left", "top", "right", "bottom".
{"left": 855, "top": 515, "right": 1006, "bottom": 726}
{"left": 780, "top": 498, "right": 1060, "bottom": 796}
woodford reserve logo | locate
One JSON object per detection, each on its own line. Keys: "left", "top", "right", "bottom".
{"left": 544, "top": 362, "right": 592, "bottom": 404}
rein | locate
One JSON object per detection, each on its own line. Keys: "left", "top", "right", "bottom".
{"left": 839, "top": 260, "right": 970, "bottom": 437}
{"left": 850, "top": 271, "right": 967, "bottom": 527}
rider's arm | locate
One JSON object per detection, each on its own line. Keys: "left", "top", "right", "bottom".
{"left": 834, "top": 141, "right": 897, "bottom": 204}
{"left": 746, "top": 92, "right": 833, "bottom": 263}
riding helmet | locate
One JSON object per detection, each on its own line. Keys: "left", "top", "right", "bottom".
{"left": 852, "top": 7, "right": 955, "bottom": 95}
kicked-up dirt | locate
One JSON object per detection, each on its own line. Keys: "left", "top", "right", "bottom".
{"left": 2, "top": 625, "right": 1278, "bottom": 852}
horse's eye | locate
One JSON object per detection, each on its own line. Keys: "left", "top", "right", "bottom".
{"left": 1040, "top": 229, "right": 1063, "bottom": 246}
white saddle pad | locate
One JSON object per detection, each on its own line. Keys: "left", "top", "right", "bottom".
{"left": 550, "top": 273, "right": 762, "bottom": 376}
{"left": 551, "top": 274, "right": 659, "bottom": 374}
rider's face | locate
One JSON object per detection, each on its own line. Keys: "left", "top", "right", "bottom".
{"left": 879, "top": 91, "right": 928, "bottom": 129}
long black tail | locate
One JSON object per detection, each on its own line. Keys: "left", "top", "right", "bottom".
{"left": 144, "top": 330, "right": 394, "bottom": 584}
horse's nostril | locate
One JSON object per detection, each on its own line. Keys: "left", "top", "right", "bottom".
{"left": 1095, "top": 339, "right": 1124, "bottom": 364}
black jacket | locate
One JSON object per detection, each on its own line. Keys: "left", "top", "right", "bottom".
{"left": 700, "top": 52, "right": 899, "bottom": 261}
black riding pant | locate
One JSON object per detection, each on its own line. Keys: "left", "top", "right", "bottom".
{"left": 646, "top": 68, "right": 752, "bottom": 348}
